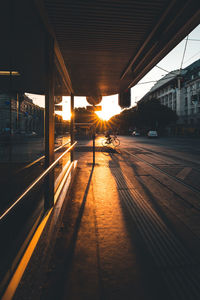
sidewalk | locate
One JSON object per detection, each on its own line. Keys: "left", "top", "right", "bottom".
{"left": 13, "top": 138, "right": 200, "bottom": 300}
{"left": 13, "top": 142, "right": 168, "bottom": 300}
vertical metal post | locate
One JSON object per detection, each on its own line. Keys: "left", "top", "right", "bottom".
{"left": 9, "top": 73, "right": 12, "bottom": 135}
{"left": 70, "top": 93, "right": 74, "bottom": 162}
{"left": 92, "top": 124, "right": 95, "bottom": 166}
{"left": 8, "top": 74, "right": 12, "bottom": 161}
{"left": 16, "top": 93, "right": 19, "bottom": 130}
{"left": 44, "top": 35, "right": 55, "bottom": 210}
{"left": 176, "top": 76, "right": 181, "bottom": 117}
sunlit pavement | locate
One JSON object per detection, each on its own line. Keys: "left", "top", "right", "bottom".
{"left": 14, "top": 135, "right": 200, "bottom": 300}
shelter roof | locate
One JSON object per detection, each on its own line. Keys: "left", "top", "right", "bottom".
{"left": 41, "top": 0, "right": 200, "bottom": 96}
{"left": 1, "top": 0, "right": 200, "bottom": 97}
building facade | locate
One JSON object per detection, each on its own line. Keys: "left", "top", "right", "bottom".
{"left": 0, "top": 93, "right": 44, "bottom": 135}
{"left": 140, "top": 59, "right": 200, "bottom": 133}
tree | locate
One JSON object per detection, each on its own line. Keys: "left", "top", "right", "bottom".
{"left": 74, "top": 107, "right": 92, "bottom": 123}
{"left": 136, "top": 99, "right": 178, "bottom": 130}
{"left": 110, "top": 99, "right": 178, "bottom": 134}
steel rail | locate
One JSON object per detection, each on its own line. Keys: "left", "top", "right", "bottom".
{"left": 21, "top": 139, "right": 70, "bottom": 171}
{"left": 0, "top": 141, "right": 77, "bottom": 221}
{"left": 54, "top": 139, "right": 70, "bottom": 152}
{"left": 111, "top": 161, "right": 200, "bottom": 298}
{"left": 123, "top": 149, "right": 200, "bottom": 196}
{"left": 135, "top": 145, "right": 200, "bottom": 174}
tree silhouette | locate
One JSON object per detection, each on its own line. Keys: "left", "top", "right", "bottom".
{"left": 110, "top": 99, "right": 178, "bottom": 134}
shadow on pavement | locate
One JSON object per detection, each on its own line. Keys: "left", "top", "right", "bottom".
{"left": 41, "top": 166, "right": 94, "bottom": 300}
{"left": 108, "top": 153, "right": 170, "bottom": 300}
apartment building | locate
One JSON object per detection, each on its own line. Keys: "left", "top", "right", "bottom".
{"left": 140, "top": 59, "right": 200, "bottom": 129}
{"left": 0, "top": 93, "right": 44, "bottom": 135}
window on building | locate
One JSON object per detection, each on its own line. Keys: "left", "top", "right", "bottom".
{"left": 185, "top": 98, "right": 188, "bottom": 106}
{"left": 184, "top": 87, "right": 187, "bottom": 94}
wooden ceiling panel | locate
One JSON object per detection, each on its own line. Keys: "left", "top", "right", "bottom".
{"left": 2, "top": 0, "right": 199, "bottom": 97}
{"left": 42, "top": 0, "right": 199, "bottom": 96}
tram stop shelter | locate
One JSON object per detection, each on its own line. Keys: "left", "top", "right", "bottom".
{"left": 0, "top": 0, "right": 200, "bottom": 299}
{"left": 1, "top": 0, "right": 199, "bottom": 178}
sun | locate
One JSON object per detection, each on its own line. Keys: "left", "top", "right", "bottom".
{"left": 95, "top": 95, "right": 121, "bottom": 120}
{"left": 62, "top": 101, "right": 71, "bottom": 120}
{"left": 55, "top": 95, "right": 121, "bottom": 121}
{"left": 96, "top": 111, "right": 111, "bottom": 121}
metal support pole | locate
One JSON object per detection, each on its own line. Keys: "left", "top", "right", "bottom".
{"left": 8, "top": 74, "right": 12, "bottom": 161}
{"left": 176, "top": 76, "right": 181, "bottom": 117}
{"left": 16, "top": 93, "right": 19, "bottom": 131}
{"left": 44, "top": 35, "right": 55, "bottom": 210}
{"left": 92, "top": 124, "right": 95, "bottom": 166}
{"left": 70, "top": 93, "right": 74, "bottom": 162}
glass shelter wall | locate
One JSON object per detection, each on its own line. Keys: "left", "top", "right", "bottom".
{"left": 0, "top": 1, "right": 75, "bottom": 295}
{"left": 0, "top": 92, "right": 45, "bottom": 214}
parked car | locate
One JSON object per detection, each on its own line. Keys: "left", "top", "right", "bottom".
{"left": 132, "top": 131, "right": 140, "bottom": 136}
{"left": 147, "top": 130, "right": 158, "bottom": 138}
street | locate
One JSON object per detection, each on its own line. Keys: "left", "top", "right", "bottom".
{"left": 118, "top": 135, "right": 200, "bottom": 192}
{"left": 94, "top": 135, "right": 200, "bottom": 250}
{"left": 58, "top": 134, "right": 200, "bottom": 300}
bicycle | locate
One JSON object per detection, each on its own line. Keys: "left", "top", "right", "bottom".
{"left": 101, "top": 135, "right": 120, "bottom": 148}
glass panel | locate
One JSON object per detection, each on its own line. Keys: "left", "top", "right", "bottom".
{"left": 0, "top": 91, "right": 45, "bottom": 286}
{"left": 54, "top": 97, "right": 71, "bottom": 188}
{"left": 0, "top": 93, "right": 45, "bottom": 213}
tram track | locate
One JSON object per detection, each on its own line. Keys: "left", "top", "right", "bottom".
{"left": 118, "top": 148, "right": 200, "bottom": 215}
{"left": 122, "top": 148, "right": 200, "bottom": 197}
{"left": 132, "top": 144, "right": 200, "bottom": 173}
{"left": 109, "top": 149, "right": 200, "bottom": 299}
{"left": 135, "top": 173, "right": 199, "bottom": 216}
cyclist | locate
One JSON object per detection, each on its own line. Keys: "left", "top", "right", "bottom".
{"left": 102, "top": 129, "right": 120, "bottom": 148}
{"left": 105, "top": 130, "right": 112, "bottom": 143}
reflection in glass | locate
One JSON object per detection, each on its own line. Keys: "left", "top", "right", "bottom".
{"left": 0, "top": 92, "right": 45, "bottom": 213}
